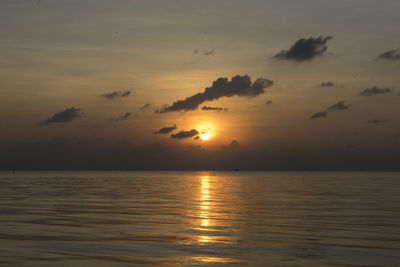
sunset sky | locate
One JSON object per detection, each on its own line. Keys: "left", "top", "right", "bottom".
{"left": 1, "top": 0, "right": 399, "bottom": 170}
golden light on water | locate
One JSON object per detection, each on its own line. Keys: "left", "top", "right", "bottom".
{"left": 199, "top": 175, "right": 211, "bottom": 242}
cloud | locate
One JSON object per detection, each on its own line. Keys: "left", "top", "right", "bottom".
{"left": 155, "top": 125, "right": 177, "bottom": 134}
{"left": 321, "top": 81, "right": 335, "bottom": 87}
{"left": 327, "top": 101, "right": 350, "bottom": 110}
{"left": 377, "top": 49, "right": 400, "bottom": 61}
{"left": 201, "top": 106, "right": 228, "bottom": 111}
{"left": 171, "top": 129, "right": 198, "bottom": 139}
{"left": 265, "top": 100, "right": 272, "bottom": 105}
{"left": 101, "top": 90, "right": 131, "bottom": 99}
{"left": 320, "top": 82, "right": 344, "bottom": 88}
{"left": 274, "top": 36, "right": 333, "bottom": 61}
{"left": 139, "top": 103, "right": 151, "bottom": 112}
{"left": 310, "top": 111, "right": 327, "bottom": 119}
{"left": 112, "top": 112, "right": 132, "bottom": 122}
{"left": 367, "top": 120, "right": 386, "bottom": 124}
{"left": 359, "top": 87, "right": 391, "bottom": 96}
{"left": 121, "top": 91, "right": 131, "bottom": 97}
{"left": 194, "top": 48, "right": 215, "bottom": 56}
{"left": 40, "top": 107, "right": 83, "bottom": 125}
{"left": 160, "top": 75, "right": 273, "bottom": 113}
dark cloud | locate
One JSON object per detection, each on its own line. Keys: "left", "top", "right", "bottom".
{"left": 320, "top": 82, "right": 344, "bottom": 88}
{"left": 112, "top": 112, "right": 131, "bottom": 122}
{"left": 359, "top": 87, "right": 391, "bottom": 96}
{"left": 139, "top": 103, "right": 151, "bottom": 112}
{"left": 327, "top": 101, "right": 350, "bottom": 110}
{"left": 40, "top": 107, "right": 83, "bottom": 125}
{"left": 121, "top": 91, "right": 131, "bottom": 97}
{"left": 274, "top": 36, "right": 333, "bottom": 61}
{"left": 367, "top": 120, "right": 386, "bottom": 124}
{"left": 171, "top": 129, "right": 198, "bottom": 139}
{"left": 265, "top": 100, "right": 272, "bottom": 105}
{"left": 321, "top": 81, "right": 335, "bottom": 87}
{"left": 102, "top": 90, "right": 131, "bottom": 99}
{"left": 194, "top": 48, "right": 215, "bottom": 56}
{"left": 155, "top": 125, "right": 177, "bottom": 134}
{"left": 201, "top": 106, "right": 228, "bottom": 111}
{"left": 377, "top": 49, "right": 400, "bottom": 61}
{"left": 310, "top": 111, "right": 327, "bottom": 119}
{"left": 160, "top": 75, "right": 273, "bottom": 113}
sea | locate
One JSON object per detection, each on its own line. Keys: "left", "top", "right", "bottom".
{"left": 0, "top": 171, "right": 399, "bottom": 266}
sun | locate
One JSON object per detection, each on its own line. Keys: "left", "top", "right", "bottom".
{"left": 199, "top": 132, "right": 210, "bottom": 141}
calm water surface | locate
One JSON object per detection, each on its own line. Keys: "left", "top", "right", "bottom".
{"left": 0, "top": 171, "right": 399, "bottom": 266}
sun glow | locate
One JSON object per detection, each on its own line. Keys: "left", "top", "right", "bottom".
{"left": 199, "top": 132, "right": 210, "bottom": 141}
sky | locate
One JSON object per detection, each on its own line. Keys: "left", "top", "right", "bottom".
{"left": 1, "top": 0, "right": 399, "bottom": 170}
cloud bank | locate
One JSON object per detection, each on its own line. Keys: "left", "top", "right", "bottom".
{"left": 274, "top": 36, "right": 333, "bottom": 61}
{"left": 160, "top": 75, "right": 273, "bottom": 113}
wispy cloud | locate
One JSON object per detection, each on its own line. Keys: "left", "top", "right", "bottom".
{"left": 201, "top": 106, "right": 228, "bottom": 111}
{"left": 111, "top": 112, "right": 132, "bottom": 122}
{"left": 310, "top": 111, "right": 327, "bottom": 119}
{"left": 139, "top": 103, "right": 151, "bottom": 112}
{"left": 102, "top": 90, "right": 132, "bottom": 99}
{"left": 194, "top": 48, "right": 215, "bottom": 56}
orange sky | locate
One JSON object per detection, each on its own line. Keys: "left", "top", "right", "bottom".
{"left": 0, "top": 1, "right": 399, "bottom": 170}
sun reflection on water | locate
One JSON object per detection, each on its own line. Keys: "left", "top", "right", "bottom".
{"left": 199, "top": 174, "right": 211, "bottom": 241}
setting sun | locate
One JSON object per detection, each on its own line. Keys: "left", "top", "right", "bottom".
{"left": 200, "top": 133, "right": 210, "bottom": 141}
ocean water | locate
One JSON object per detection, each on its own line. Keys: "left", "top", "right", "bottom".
{"left": 0, "top": 171, "right": 399, "bottom": 266}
